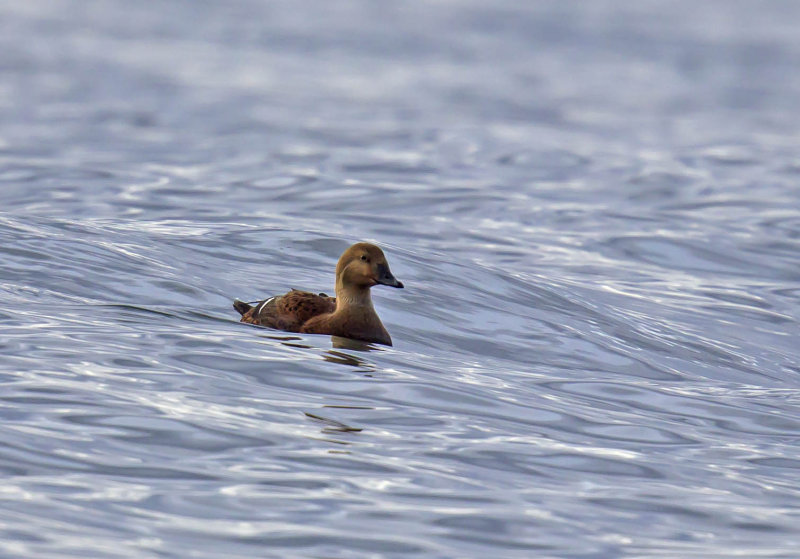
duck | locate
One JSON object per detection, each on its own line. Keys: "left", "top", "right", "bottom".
{"left": 233, "top": 242, "right": 403, "bottom": 346}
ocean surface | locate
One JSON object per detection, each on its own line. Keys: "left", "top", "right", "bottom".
{"left": 1, "top": 1, "right": 799, "bottom": 557}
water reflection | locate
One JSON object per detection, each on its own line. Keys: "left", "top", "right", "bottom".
{"left": 263, "top": 334, "right": 375, "bottom": 368}
{"left": 331, "top": 336, "right": 379, "bottom": 352}
{"left": 323, "top": 350, "right": 371, "bottom": 368}
{"left": 304, "top": 411, "right": 363, "bottom": 433}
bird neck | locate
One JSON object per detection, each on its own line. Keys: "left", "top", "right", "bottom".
{"left": 334, "top": 280, "right": 374, "bottom": 311}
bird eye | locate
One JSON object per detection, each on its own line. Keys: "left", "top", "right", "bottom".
{"left": 360, "top": 255, "right": 369, "bottom": 262}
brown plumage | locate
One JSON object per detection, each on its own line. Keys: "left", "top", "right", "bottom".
{"left": 233, "top": 242, "right": 403, "bottom": 346}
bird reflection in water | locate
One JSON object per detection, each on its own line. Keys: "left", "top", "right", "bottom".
{"left": 263, "top": 334, "right": 378, "bottom": 369}
{"left": 260, "top": 334, "right": 378, "bottom": 444}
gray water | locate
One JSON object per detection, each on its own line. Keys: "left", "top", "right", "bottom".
{"left": 1, "top": 1, "right": 799, "bottom": 558}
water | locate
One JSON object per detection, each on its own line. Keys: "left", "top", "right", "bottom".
{"left": 1, "top": 1, "right": 799, "bottom": 557}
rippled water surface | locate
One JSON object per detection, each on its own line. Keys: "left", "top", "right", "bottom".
{"left": 2, "top": 1, "right": 800, "bottom": 557}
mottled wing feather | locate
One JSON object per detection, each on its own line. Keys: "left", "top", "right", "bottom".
{"left": 240, "top": 290, "right": 336, "bottom": 331}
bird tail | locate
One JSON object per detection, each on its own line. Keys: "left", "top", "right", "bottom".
{"left": 233, "top": 300, "right": 253, "bottom": 316}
